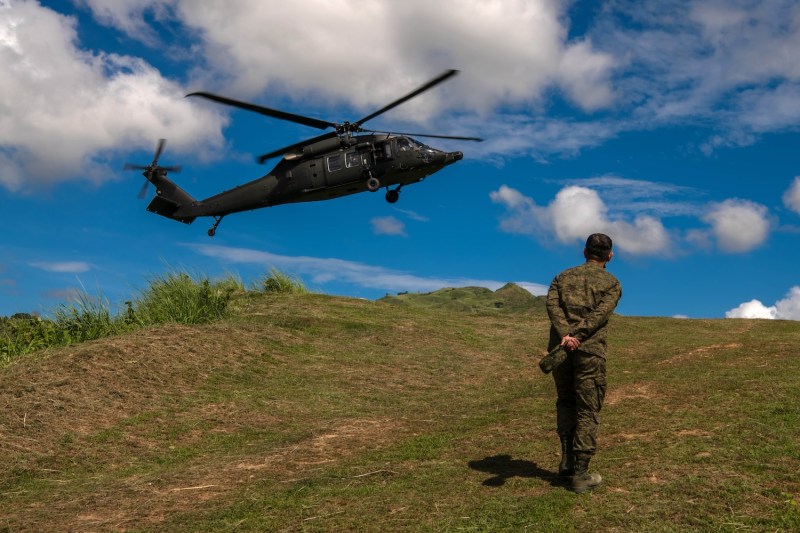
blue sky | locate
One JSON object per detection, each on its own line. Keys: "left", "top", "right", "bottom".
{"left": 2, "top": 0, "right": 800, "bottom": 320}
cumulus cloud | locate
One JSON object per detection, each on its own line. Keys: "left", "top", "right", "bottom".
{"left": 186, "top": 243, "right": 547, "bottom": 295}
{"left": 701, "top": 199, "right": 770, "bottom": 253}
{"left": 725, "top": 299, "right": 777, "bottom": 319}
{"left": 490, "top": 184, "right": 671, "bottom": 256}
{"left": 725, "top": 286, "right": 800, "bottom": 320}
{"left": 76, "top": 0, "right": 616, "bottom": 116}
{"left": 0, "top": 1, "right": 227, "bottom": 191}
{"left": 492, "top": 182, "right": 776, "bottom": 257}
{"left": 784, "top": 177, "right": 800, "bottom": 215}
{"left": 371, "top": 216, "right": 407, "bottom": 237}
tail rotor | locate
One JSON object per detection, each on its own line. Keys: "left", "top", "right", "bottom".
{"left": 124, "top": 139, "right": 182, "bottom": 198}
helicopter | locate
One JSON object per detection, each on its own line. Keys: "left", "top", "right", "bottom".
{"left": 125, "top": 69, "right": 482, "bottom": 237}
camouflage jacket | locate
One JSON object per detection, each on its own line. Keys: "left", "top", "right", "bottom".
{"left": 546, "top": 261, "right": 622, "bottom": 358}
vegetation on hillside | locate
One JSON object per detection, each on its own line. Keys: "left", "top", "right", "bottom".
{"left": 380, "top": 282, "right": 545, "bottom": 314}
{"left": 1, "top": 286, "right": 798, "bottom": 532}
{"left": 0, "top": 269, "right": 308, "bottom": 364}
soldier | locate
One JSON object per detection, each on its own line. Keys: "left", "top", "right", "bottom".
{"left": 546, "top": 233, "right": 622, "bottom": 493}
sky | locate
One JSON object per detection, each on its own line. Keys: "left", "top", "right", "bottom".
{"left": 1, "top": 0, "right": 800, "bottom": 321}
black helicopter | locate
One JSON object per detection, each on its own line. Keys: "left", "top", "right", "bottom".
{"left": 125, "top": 69, "right": 481, "bottom": 237}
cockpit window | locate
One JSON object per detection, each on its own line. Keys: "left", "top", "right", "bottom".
{"left": 345, "top": 151, "right": 360, "bottom": 168}
{"left": 397, "top": 138, "right": 412, "bottom": 152}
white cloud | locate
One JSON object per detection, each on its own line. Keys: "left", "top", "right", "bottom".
{"left": 29, "top": 261, "right": 92, "bottom": 274}
{"left": 0, "top": 1, "right": 227, "bottom": 191}
{"left": 371, "top": 216, "right": 407, "bottom": 237}
{"left": 77, "top": 0, "right": 616, "bottom": 115}
{"left": 725, "top": 286, "right": 800, "bottom": 320}
{"left": 73, "top": 0, "right": 174, "bottom": 44}
{"left": 775, "top": 286, "right": 800, "bottom": 319}
{"left": 393, "top": 208, "right": 430, "bottom": 223}
{"left": 591, "top": 0, "right": 800, "bottom": 147}
{"left": 491, "top": 184, "right": 671, "bottom": 256}
{"left": 725, "top": 299, "right": 777, "bottom": 319}
{"left": 783, "top": 177, "right": 800, "bottom": 215}
{"left": 702, "top": 199, "right": 770, "bottom": 253}
{"left": 185, "top": 243, "right": 546, "bottom": 296}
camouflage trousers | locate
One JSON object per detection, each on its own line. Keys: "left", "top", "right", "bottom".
{"left": 552, "top": 350, "right": 607, "bottom": 456}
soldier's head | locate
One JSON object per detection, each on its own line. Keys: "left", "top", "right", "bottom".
{"left": 584, "top": 233, "right": 614, "bottom": 263}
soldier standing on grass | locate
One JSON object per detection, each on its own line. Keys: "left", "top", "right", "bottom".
{"left": 546, "top": 233, "right": 622, "bottom": 493}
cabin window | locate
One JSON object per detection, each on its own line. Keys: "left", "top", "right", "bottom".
{"left": 383, "top": 143, "right": 392, "bottom": 159}
{"left": 345, "top": 151, "right": 361, "bottom": 168}
{"left": 327, "top": 153, "right": 343, "bottom": 172}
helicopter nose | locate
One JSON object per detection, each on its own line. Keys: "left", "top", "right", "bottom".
{"left": 446, "top": 151, "right": 463, "bottom": 164}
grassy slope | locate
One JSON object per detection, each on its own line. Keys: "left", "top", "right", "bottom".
{"left": 379, "top": 283, "right": 546, "bottom": 314}
{"left": 1, "top": 293, "right": 799, "bottom": 532}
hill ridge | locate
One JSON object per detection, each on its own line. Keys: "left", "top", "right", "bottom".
{"left": 379, "top": 281, "right": 545, "bottom": 313}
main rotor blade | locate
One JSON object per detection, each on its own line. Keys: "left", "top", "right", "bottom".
{"left": 187, "top": 92, "right": 337, "bottom": 130}
{"left": 256, "top": 131, "right": 338, "bottom": 164}
{"left": 354, "top": 69, "right": 459, "bottom": 127}
{"left": 376, "top": 130, "right": 483, "bottom": 142}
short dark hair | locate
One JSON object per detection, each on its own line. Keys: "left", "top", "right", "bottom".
{"left": 585, "top": 233, "right": 613, "bottom": 261}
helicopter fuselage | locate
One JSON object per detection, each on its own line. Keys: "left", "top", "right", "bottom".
{"left": 167, "top": 134, "right": 462, "bottom": 221}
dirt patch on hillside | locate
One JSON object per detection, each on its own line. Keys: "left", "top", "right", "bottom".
{"left": 606, "top": 383, "right": 656, "bottom": 405}
{"left": 657, "top": 343, "right": 742, "bottom": 366}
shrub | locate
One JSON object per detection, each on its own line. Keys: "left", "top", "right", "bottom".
{"left": 259, "top": 268, "right": 308, "bottom": 294}
{"left": 131, "top": 271, "right": 243, "bottom": 326}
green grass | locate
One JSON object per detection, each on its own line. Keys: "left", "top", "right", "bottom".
{"left": 1, "top": 291, "right": 799, "bottom": 532}
{"left": 380, "top": 282, "right": 545, "bottom": 314}
{"left": 258, "top": 267, "right": 309, "bottom": 294}
{"left": 0, "top": 270, "right": 249, "bottom": 364}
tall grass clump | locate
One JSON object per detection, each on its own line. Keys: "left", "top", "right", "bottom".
{"left": 259, "top": 268, "right": 308, "bottom": 294}
{"left": 131, "top": 271, "right": 244, "bottom": 326}
{"left": 1, "top": 270, "right": 247, "bottom": 364}
{"left": 1, "top": 293, "right": 127, "bottom": 364}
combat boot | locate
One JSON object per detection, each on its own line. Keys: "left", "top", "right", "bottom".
{"left": 558, "top": 435, "right": 575, "bottom": 477}
{"left": 570, "top": 454, "right": 602, "bottom": 493}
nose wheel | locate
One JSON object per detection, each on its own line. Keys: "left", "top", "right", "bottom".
{"left": 385, "top": 187, "right": 401, "bottom": 204}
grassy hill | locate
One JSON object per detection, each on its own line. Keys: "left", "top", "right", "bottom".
{"left": 379, "top": 282, "right": 546, "bottom": 313}
{"left": 1, "top": 291, "right": 799, "bottom": 531}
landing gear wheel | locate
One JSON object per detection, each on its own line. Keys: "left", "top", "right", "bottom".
{"left": 207, "top": 216, "right": 224, "bottom": 238}
{"left": 385, "top": 189, "right": 400, "bottom": 204}
{"left": 367, "top": 176, "right": 380, "bottom": 192}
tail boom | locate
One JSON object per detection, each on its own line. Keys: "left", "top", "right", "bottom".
{"left": 146, "top": 172, "right": 197, "bottom": 224}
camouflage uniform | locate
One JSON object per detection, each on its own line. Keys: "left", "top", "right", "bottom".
{"left": 546, "top": 261, "right": 621, "bottom": 459}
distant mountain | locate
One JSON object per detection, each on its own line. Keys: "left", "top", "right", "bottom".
{"left": 378, "top": 282, "right": 546, "bottom": 313}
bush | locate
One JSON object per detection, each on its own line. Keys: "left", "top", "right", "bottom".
{"left": 259, "top": 268, "right": 308, "bottom": 294}
{"left": 131, "top": 271, "right": 243, "bottom": 326}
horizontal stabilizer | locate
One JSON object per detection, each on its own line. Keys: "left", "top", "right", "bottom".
{"left": 147, "top": 196, "right": 196, "bottom": 224}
